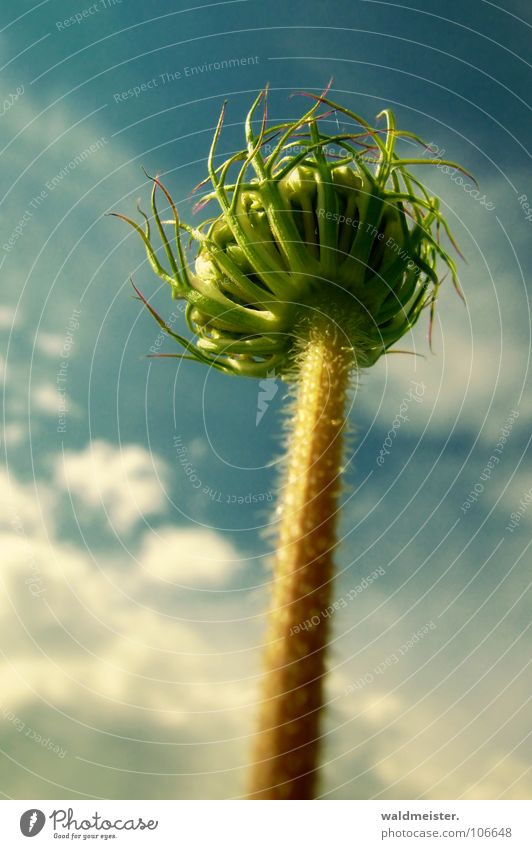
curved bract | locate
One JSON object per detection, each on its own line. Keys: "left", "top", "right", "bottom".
{"left": 114, "top": 87, "right": 469, "bottom": 378}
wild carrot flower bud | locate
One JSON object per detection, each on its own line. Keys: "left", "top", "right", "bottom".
{"left": 113, "top": 87, "right": 472, "bottom": 800}
{"left": 113, "top": 86, "right": 468, "bottom": 378}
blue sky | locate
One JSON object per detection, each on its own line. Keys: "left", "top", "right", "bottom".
{"left": 1, "top": 0, "right": 531, "bottom": 799}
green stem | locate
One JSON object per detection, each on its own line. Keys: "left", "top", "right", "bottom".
{"left": 248, "top": 311, "right": 355, "bottom": 799}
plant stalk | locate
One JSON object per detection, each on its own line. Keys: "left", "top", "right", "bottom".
{"left": 248, "top": 311, "right": 355, "bottom": 799}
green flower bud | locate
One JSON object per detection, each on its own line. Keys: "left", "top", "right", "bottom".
{"left": 114, "top": 88, "right": 471, "bottom": 378}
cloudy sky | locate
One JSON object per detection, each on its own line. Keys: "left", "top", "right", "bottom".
{"left": 1, "top": 0, "right": 531, "bottom": 800}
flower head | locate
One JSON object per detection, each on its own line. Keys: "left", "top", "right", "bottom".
{"left": 114, "top": 86, "right": 469, "bottom": 378}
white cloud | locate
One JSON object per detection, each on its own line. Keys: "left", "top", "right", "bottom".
{"left": 0, "top": 528, "right": 216, "bottom": 715}
{"left": 138, "top": 525, "right": 243, "bottom": 587}
{"left": 0, "top": 305, "right": 17, "bottom": 330}
{"left": 0, "top": 464, "right": 257, "bottom": 797}
{"left": 0, "top": 422, "right": 25, "bottom": 448}
{"left": 53, "top": 440, "right": 170, "bottom": 533}
{"left": 0, "top": 80, "right": 258, "bottom": 797}
{"left": 32, "top": 384, "right": 60, "bottom": 415}
{"left": 0, "top": 468, "right": 55, "bottom": 537}
{"left": 32, "top": 382, "right": 81, "bottom": 419}
{"left": 2, "top": 441, "right": 532, "bottom": 798}
{"left": 356, "top": 269, "right": 529, "bottom": 447}
{"left": 35, "top": 332, "right": 65, "bottom": 357}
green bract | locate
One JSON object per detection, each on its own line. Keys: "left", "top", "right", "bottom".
{"left": 115, "top": 87, "right": 468, "bottom": 378}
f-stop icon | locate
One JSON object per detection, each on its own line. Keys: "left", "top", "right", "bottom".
{"left": 20, "top": 810, "right": 46, "bottom": 837}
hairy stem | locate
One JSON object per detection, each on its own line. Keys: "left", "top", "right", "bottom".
{"left": 248, "top": 311, "right": 355, "bottom": 799}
